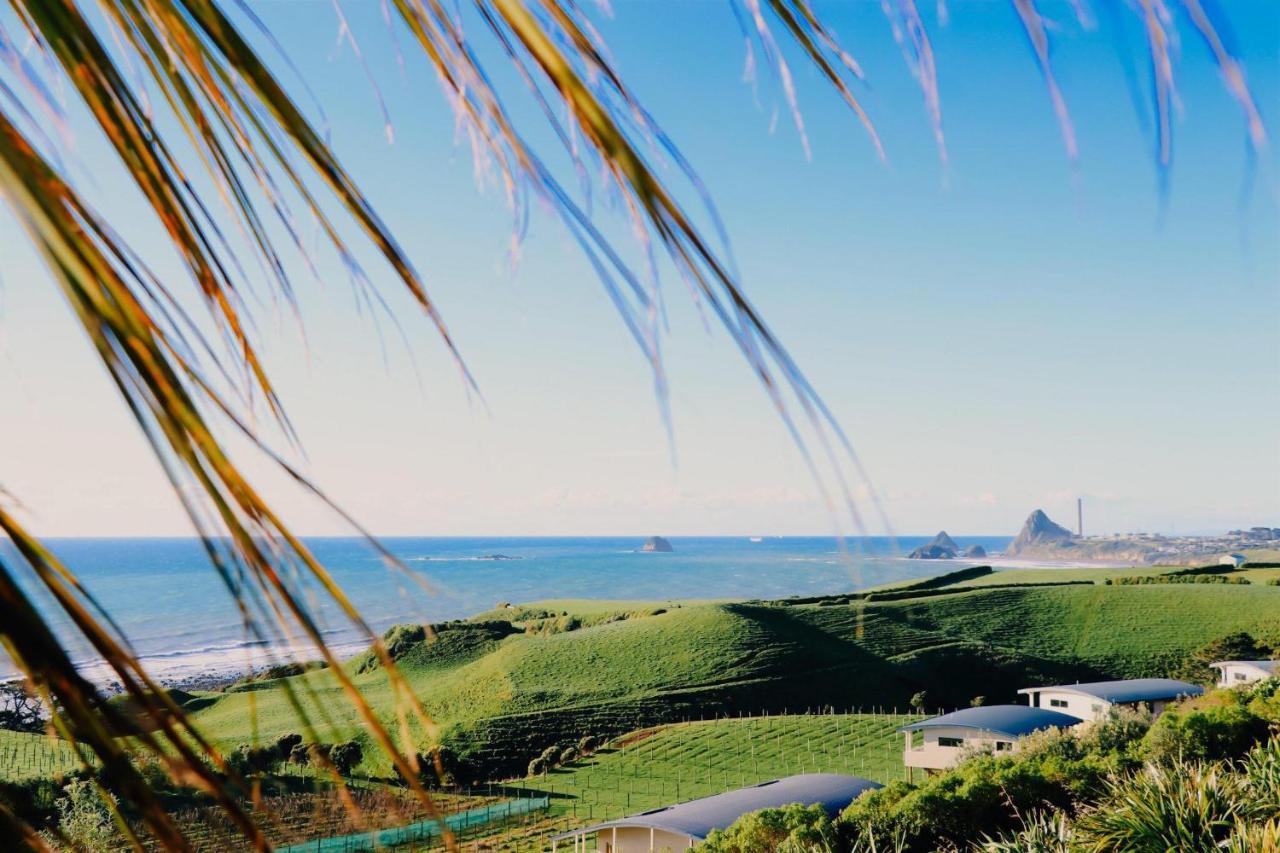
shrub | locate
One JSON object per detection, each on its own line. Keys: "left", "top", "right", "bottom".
{"left": 1246, "top": 676, "right": 1280, "bottom": 724}
{"left": 54, "top": 779, "right": 118, "bottom": 849}
{"left": 229, "top": 743, "right": 279, "bottom": 774}
{"left": 975, "top": 810, "right": 1074, "bottom": 852}
{"left": 1076, "top": 761, "right": 1244, "bottom": 850}
{"left": 1240, "top": 737, "right": 1280, "bottom": 818}
{"left": 559, "top": 746, "right": 578, "bottom": 765}
{"left": 700, "top": 802, "right": 838, "bottom": 852}
{"left": 527, "top": 757, "right": 546, "bottom": 776}
{"left": 330, "top": 741, "right": 363, "bottom": 775}
{"left": 1142, "top": 699, "right": 1269, "bottom": 763}
{"left": 288, "top": 742, "right": 311, "bottom": 765}
{"left": 577, "top": 734, "right": 599, "bottom": 754}
{"left": 274, "top": 732, "right": 303, "bottom": 760}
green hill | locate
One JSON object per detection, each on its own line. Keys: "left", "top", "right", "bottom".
{"left": 185, "top": 582, "right": 1280, "bottom": 780}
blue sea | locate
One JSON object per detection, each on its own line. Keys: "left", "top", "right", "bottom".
{"left": 2, "top": 536, "right": 1013, "bottom": 684}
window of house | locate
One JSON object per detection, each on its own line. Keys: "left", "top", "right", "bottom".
{"left": 938, "top": 737, "right": 964, "bottom": 748}
{"left": 1235, "top": 673, "right": 1248, "bottom": 681}
{"left": 1049, "top": 698, "right": 1068, "bottom": 708}
{"left": 995, "top": 741, "right": 1013, "bottom": 751}
{"left": 1091, "top": 704, "right": 1103, "bottom": 714}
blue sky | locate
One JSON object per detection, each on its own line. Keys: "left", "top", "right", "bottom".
{"left": 0, "top": 1, "right": 1276, "bottom": 537}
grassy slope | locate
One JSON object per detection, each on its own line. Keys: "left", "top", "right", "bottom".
{"left": 182, "top": 582, "right": 1280, "bottom": 778}
{"left": 0, "top": 729, "right": 83, "bottom": 782}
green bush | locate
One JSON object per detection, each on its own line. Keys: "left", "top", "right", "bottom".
{"left": 274, "top": 732, "right": 302, "bottom": 760}
{"left": 229, "top": 743, "right": 280, "bottom": 774}
{"left": 559, "top": 746, "right": 578, "bottom": 765}
{"left": 1175, "top": 632, "right": 1272, "bottom": 685}
{"left": 288, "top": 742, "right": 311, "bottom": 765}
{"left": 577, "top": 734, "right": 599, "bottom": 754}
{"left": 975, "top": 810, "right": 1074, "bottom": 852}
{"left": 330, "top": 741, "right": 363, "bottom": 775}
{"left": 1107, "top": 574, "right": 1251, "bottom": 585}
{"left": 1076, "top": 761, "right": 1244, "bottom": 850}
{"left": 54, "top": 779, "right": 119, "bottom": 849}
{"left": 1142, "top": 698, "right": 1270, "bottom": 763}
{"left": 700, "top": 802, "right": 839, "bottom": 852}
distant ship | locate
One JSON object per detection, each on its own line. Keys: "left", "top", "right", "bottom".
{"left": 749, "top": 536, "right": 764, "bottom": 543}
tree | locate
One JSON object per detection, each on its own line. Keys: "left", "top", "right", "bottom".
{"left": 0, "top": 0, "right": 1265, "bottom": 847}
{"left": 909, "top": 692, "right": 928, "bottom": 713}
{"left": 0, "top": 683, "right": 43, "bottom": 734}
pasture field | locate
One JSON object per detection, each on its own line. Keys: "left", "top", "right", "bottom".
{"left": 181, "top": 579, "right": 1280, "bottom": 781}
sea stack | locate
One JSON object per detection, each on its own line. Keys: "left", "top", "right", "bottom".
{"left": 641, "top": 536, "right": 674, "bottom": 553}
{"left": 1006, "top": 509, "right": 1077, "bottom": 556}
{"left": 962, "top": 544, "right": 987, "bottom": 558}
{"left": 908, "top": 531, "right": 960, "bottom": 559}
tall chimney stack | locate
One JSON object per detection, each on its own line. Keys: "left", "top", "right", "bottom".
{"left": 1077, "top": 497, "right": 1083, "bottom": 537}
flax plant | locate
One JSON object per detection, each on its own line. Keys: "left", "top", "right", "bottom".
{"left": 0, "top": 0, "right": 1267, "bottom": 849}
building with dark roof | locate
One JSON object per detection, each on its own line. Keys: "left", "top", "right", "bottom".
{"left": 549, "top": 773, "right": 880, "bottom": 852}
{"left": 1017, "top": 678, "right": 1203, "bottom": 721}
{"left": 897, "top": 705, "right": 1081, "bottom": 774}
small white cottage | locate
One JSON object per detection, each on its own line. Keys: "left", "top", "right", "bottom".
{"left": 1211, "top": 660, "right": 1278, "bottom": 687}
{"left": 1219, "top": 553, "right": 1248, "bottom": 568}
{"left": 898, "top": 705, "right": 1080, "bottom": 775}
{"left": 1017, "top": 678, "right": 1202, "bottom": 722}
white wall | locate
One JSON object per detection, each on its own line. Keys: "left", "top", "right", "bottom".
{"left": 903, "top": 726, "right": 1017, "bottom": 771}
{"left": 1215, "top": 663, "right": 1272, "bottom": 687}
{"left": 1024, "top": 689, "right": 1111, "bottom": 721}
{"left": 595, "top": 826, "right": 694, "bottom": 851}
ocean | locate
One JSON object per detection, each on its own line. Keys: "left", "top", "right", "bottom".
{"left": 1, "top": 536, "right": 1012, "bottom": 684}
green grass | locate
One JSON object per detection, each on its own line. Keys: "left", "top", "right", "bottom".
{"left": 178, "top": 581, "right": 1276, "bottom": 783}
{"left": 532, "top": 713, "right": 915, "bottom": 816}
{"left": 438, "top": 713, "right": 916, "bottom": 852}
{"left": 0, "top": 729, "right": 85, "bottom": 782}
{"left": 5, "top": 579, "right": 1266, "bottom": 787}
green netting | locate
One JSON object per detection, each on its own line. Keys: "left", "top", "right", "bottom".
{"left": 277, "top": 796, "right": 550, "bottom": 852}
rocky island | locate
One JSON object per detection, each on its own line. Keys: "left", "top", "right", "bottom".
{"left": 907, "top": 531, "right": 960, "bottom": 559}
{"left": 641, "top": 536, "right": 674, "bottom": 553}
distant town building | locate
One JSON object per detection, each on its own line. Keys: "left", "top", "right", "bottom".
{"left": 897, "top": 706, "right": 1080, "bottom": 774}
{"left": 550, "top": 774, "right": 880, "bottom": 852}
{"left": 1211, "top": 660, "right": 1278, "bottom": 687}
{"left": 1017, "top": 678, "right": 1202, "bottom": 722}
{"left": 1219, "top": 553, "right": 1247, "bottom": 568}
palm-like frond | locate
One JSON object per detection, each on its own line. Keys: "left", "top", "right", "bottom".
{"left": 0, "top": 0, "right": 1267, "bottom": 849}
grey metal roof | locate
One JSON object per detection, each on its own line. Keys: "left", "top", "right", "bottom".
{"left": 1017, "top": 678, "right": 1204, "bottom": 704}
{"left": 1211, "top": 660, "right": 1278, "bottom": 673}
{"left": 897, "top": 705, "right": 1081, "bottom": 738}
{"left": 550, "top": 773, "right": 880, "bottom": 842}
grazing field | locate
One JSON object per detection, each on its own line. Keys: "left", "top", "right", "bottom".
{"left": 179, "top": 579, "right": 1280, "bottom": 782}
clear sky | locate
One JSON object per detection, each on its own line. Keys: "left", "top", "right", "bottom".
{"left": 0, "top": 1, "right": 1276, "bottom": 538}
